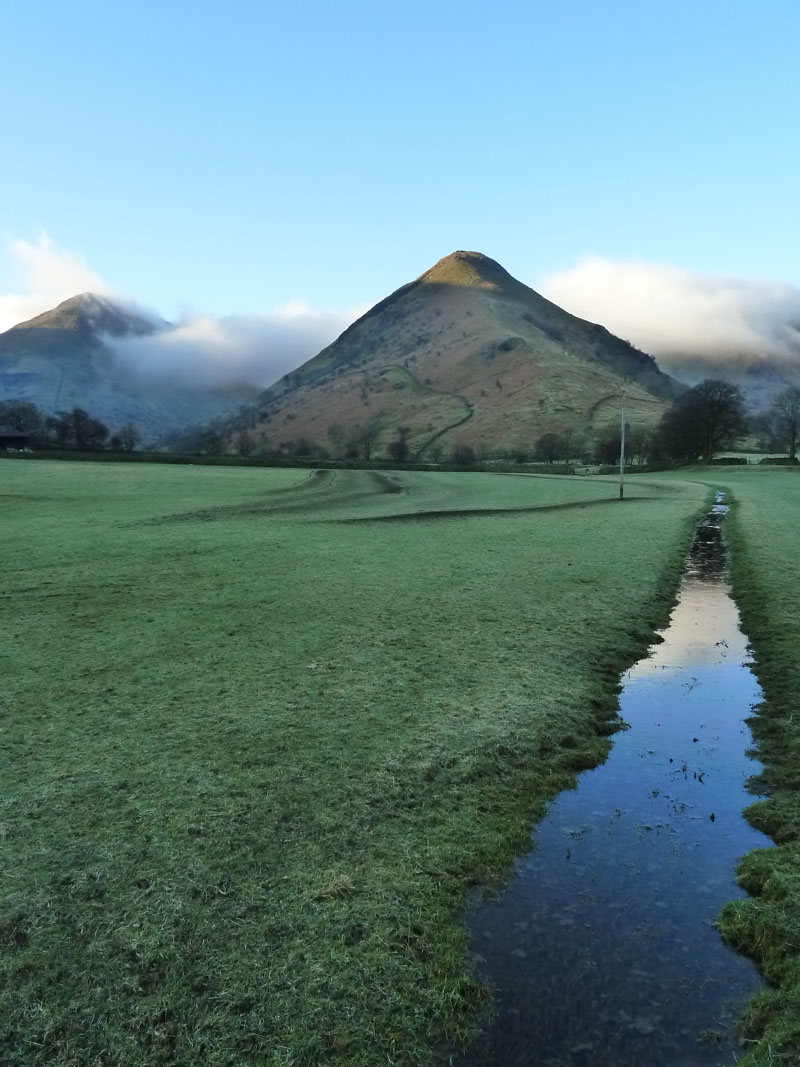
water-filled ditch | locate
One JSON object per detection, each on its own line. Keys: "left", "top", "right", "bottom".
{"left": 455, "top": 496, "right": 771, "bottom": 1067}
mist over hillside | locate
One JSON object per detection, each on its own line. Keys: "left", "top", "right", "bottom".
{"left": 4, "top": 248, "right": 800, "bottom": 453}
{"left": 107, "top": 257, "right": 800, "bottom": 413}
{"left": 0, "top": 294, "right": 258, "bottom": 442}
{"left": 540, "top": 258, "right": 800, "bottom": 407}
{"left": 109, "top": 303, "right": 363, "bottom": 390}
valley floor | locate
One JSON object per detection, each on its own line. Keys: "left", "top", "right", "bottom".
{"left": 2, "top": 461, "right": 794, "bottom": 1065}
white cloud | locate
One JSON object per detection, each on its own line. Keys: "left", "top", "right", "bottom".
{"left": 112, "top": 304, "right": 367, "bottom": 389}
{"left": 0, "top": 232, "right": 365, "bottom": 389}
{"left": 8, "top": 237, "right": 800, "bottom": 390}
{"left": 0, "top": 230, "right": 114, "bottom": 331}
{"left": 537, "top": 257, "right": 800, "bottom": 365}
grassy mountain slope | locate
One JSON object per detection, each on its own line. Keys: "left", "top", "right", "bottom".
{"left": 0, "top": 294, "right": 256, "bottom": 442}
{"left": 239, "top": 251, "right": 683, "bottom": 457}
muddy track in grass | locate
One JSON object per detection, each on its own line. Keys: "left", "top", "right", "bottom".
{"left": 131, "top": 468, "right": 337, "bottom": 525}
{"left": 333, "top": 494, "right": 665, "bottom": 524}
{"left": 134, "top": 468, "right": 675, "bottom": 528}
{"left": 132, "top": 468, "right": 411, "bottom": 525}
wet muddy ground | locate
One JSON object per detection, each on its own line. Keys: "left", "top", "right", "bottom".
{"left": 455, "top": 501, "right": 772, "bottom": 1066}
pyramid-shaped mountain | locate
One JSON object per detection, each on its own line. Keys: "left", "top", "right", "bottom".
{"left": 241, "top": 251, "right": 682, "bottom": 457}
{"left": 0, "top": 293, "right": 256, "bottom": 442}
{"left": 16, "top": 292, "right": 165, "bottom": 339}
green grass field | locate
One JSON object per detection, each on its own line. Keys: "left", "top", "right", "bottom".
{"left": 2, "top": 460, "right": 718, "bottom": 1064}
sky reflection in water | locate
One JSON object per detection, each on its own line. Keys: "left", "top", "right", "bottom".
{"left": 456, "top": 504, "right": 771, "bottom": 1067}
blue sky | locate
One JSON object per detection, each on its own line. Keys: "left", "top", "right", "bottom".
{"left": 1, "top": 0, "right": 798, "bottom": 373}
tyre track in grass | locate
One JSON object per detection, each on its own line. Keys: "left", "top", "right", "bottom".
{"left": 135, "top": 467, "right": 405, "bottom": 526}
{"left": 135, "top": 468, "right": 679, "bottom": 528}
{"left": 133, "top": 467, "right": 341, "bottom": 525}
{"left": 333, "top": 493, "right": 663, "bottom": 524}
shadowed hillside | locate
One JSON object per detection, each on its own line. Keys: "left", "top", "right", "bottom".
{"left": 233, "top": 251, "right": 683, "bottom": 458}
{"left": 658, "top": 344, "right": 800, "bottom": 410}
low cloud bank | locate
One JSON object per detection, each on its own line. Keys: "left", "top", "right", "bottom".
{"left": 112, "top": 301, "right": 365, "bottom": 389}
{"left": 10, "top": 235, "right": 799, "bottom": 395}
{"left": 538, "top": 257, "right": 800, "bottom": 366}
{"left": 1, "top": 232, "right": 364, "bottom": 389}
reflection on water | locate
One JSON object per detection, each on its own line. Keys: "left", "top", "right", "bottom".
{"left": 456, "top": 497, "right": 771, "bottom": 1067}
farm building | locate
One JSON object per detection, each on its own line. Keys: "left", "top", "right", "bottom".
{"left": 0, "top": 429, "right": 34, "bottom": 450}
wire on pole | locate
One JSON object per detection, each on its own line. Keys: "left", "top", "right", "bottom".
{"left": 619, "top": 391, "right": 626, "bottom": 501}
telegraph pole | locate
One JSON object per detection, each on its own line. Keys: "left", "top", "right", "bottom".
{"left": 619, "top": 391, "right": 626, "bottom": 501}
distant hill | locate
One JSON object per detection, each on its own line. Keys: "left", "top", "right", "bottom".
{"left": 234, "top": 251, "right": 684, "bottom": 458}
{"left": 0, "top": 294, "right": 257, "bottom": 442}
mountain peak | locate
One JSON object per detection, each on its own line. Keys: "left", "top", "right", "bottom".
{"left": 9, "top": 292, "right": 165, "bottom": 339}
{"left": 419, "top": 250, "right": 519, "bottom": 290}
{"left": 59, "top": 292, "right": 119, "bottom": 317}
{"left": 62, "top": 291, "right": 110, "bottom": 307}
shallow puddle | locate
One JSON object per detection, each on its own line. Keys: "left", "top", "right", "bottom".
{"left": 456, "top": 498, "right": 771, "bottom": 1066}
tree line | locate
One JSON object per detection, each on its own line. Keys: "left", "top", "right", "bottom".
{"left": 176, "top": 380, "right": 800, "bottom": 467}
{"left": 172, "top": 416, "right": 393, "bottom": 463}
{"left": 0, "top": 400, "right": 141, "bottom": 452}
{"left": 532, "top": 380, "right": 800, "bottom": 466}
{"left": 5, "top": 379, "right": 799, "bottom": 465}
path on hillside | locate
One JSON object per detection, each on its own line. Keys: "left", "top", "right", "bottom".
{"left": 369, "top": 364, "right": 474, "bottom": 459}
{"left": 589, "top": 389, "right": 666, "bottom": 427}
{"left": 308, "top": 361, "right": 473, "bottom": 459}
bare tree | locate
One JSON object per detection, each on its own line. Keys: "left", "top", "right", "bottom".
{"left": 70, "top": 408, "right": 94, "bottom": 450}
{"left": 627, "top": 425, "right": 653, "bottom": 466}
{"left": 46, "top": 407, "right": 108, "bottom": 450}
{"left": 770, "top": 386, "right": 800, "bottom": 462}
{"left": 451, "top": 442, "right": 476, "bottom": 465}
{"left": 118, "top": 422, "right": 141, "bottom": 452}
{"left": 290, "top": 436, "right": 324, "bottom": 458}
{"left": 327, "top": 423, "right": 346, "bottom": 457}
{"left": 202, "top": 431, "right": 225, "bottom": 455}
{"left": 593, "top": 425, "right": 625, "bottom": 465}
{"left": 0, "top": 401, "right": 42, "bottom": 432}
{"left": 534, "top": 432, "right": 564, "bottom": 464}
{"left": 234, "top": 430, "right": 254, "bottom": 457}
{"left": 560, "top": 426, "right": 586, "bottom": 463}
{"left": 387, "top": 426, "right": 410, "bottom": 462}
{"left": 348, "top": 418, "right": 381, "bottom": 460}
{"left": 658, "top": 379, "right": 747, "bottom": 462}
{"left": 84, "top": 416, "right": 109, "bottom": 450}
{"left": 363, "top": 419, "right": 382, "bottom": 460}
{"left": 46, "top": 413, "right": 71, "bottom": 447}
